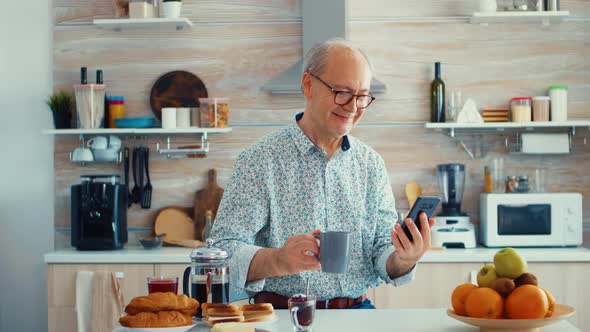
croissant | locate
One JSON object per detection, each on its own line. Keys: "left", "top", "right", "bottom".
{"left": 119, "top": 311, "right": 193, "bottom": 328}
{"left": 125, "top": 292, "right": 199, "bottom": 316}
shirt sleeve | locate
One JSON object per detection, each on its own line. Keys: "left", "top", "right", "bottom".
{"left": 369, "top": 155, "right": 416, "bottom": 286}
{"left": 209, "top": 148, "right": 270, "bottom": 293}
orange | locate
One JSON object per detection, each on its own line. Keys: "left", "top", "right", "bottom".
{"left": 505, "top": 284, "right": 549, "bottom": 319}
{"left": 542, "top": 287, "right": 556, "bottom": 317}
{"left": 465, "top": 287, "right": 504, "bottom": 319}
{"left": 451, "top": 283, "right": 478, "bottom": 316}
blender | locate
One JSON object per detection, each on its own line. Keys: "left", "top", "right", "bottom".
{"left": 431, "top": 163, "right": 477, "bottom": 248}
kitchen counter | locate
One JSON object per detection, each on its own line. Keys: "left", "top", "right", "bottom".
{"left": 44, "top": 246, "right": 590, "bottom": 264}
{"left": 178, "top": 309, "right": 579, "bottom": 332}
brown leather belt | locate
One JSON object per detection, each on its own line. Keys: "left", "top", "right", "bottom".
{"left": 252, "top": 291, "right": 366, "bottom": 309}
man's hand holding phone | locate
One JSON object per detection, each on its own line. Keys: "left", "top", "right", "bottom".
{"left": 389, "top": 196, "right": 440, "bottom": 273}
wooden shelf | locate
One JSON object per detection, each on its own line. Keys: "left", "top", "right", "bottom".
{"left": 426, "top": 121, "right": 590, "bottom": 130}
{"left": 43, "top": 127, "right": 231, "bottom": 135}
{"left": 92, "top": 17, "right": 193, "bottom": 31}
{"left": 470, "top": 11, "right": 570, "bottom": 24}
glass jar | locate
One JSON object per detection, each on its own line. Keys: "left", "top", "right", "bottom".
{"left": 532, "top": 96, "right": 550, "bottom": 122}
{"left": 548, "top": 85, "right": 568, "bottom": 122}
{"left": 129, "top": 0, "right": 156, "bottom": 18}
{"left": 198, "top": 97, "right": 229, "bottom": 128}
{"left": 510, "top": 97, "right": 532, "bottom": 123}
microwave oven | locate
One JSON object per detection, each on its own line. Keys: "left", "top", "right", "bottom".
{"left": 480, "top": 193, "right": 583, "bottom": 247}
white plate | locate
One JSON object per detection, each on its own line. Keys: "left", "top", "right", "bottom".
{"left": 113, "top": 321, "right": 197, "bottom": 332}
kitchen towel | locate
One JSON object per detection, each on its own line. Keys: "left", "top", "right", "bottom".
{"left": 90, "top": 271, "right": 125, "bottom": 332}
{"left": 521, "top": 133, "right": 570, "bottom": 154}
{"left": 76, "top": 271, "right": 94, "bottom": 332}
{"left": 76, "top": 271, "right": 125, "bottom": 332}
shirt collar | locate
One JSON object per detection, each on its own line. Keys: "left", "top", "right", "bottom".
{"left": 292, "top": 112, "right": 351, "bottom": 155}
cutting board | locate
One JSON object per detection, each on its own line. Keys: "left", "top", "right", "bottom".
{"left": 193, "top": 169, "right": 224, "bottom": 241}
{"left": 154, "top": 207, "right": 195, "bottom": 246}
{"left": 149, "top": 70, "right": 208, "bottom": 120}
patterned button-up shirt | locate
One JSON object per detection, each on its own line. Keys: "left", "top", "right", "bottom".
{"left": 211, "top": 113, "right": 416, "bottom": 300}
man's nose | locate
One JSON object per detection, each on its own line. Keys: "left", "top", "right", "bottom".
{"left": 343, "top": 97, "right": 358, "bottom": 113}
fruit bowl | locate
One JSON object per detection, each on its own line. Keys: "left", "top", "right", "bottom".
{"left": 447, "top": 304, "right": 575, "bottom": 332}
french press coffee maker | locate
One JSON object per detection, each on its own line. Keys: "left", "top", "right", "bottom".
{"left": 183, "top": 239, "right": 230, "bottom": 317}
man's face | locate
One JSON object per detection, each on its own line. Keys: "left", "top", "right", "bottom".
{"left": 303, "top": 47, "right": 372, "bottom": 138}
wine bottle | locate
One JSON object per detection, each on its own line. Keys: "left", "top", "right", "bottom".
{"left": 431, "top": 62, "right": 445, "bottom": 123}
{"left": 80, "top": 66, "right": 88, "bottom": 84}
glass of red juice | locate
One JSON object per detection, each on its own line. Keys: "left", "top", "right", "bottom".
{"left": 288, "top": 294, "right": 316, "bottom": 331}
{"left": 147, "top": 276, "right": 179, "bottom": 294}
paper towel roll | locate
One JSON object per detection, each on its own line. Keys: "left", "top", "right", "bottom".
{"left": 521, "top": 133, "right": 570, "bottom": 154}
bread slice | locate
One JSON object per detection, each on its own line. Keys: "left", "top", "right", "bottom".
{"left": 207, "top": 307, "right": 243, "bottom": 318}
{"left": 207, "top": 315, "right": 245, "bottom": 325}
{"left": 202, "top": 303, "right": 239, "bottom": 317}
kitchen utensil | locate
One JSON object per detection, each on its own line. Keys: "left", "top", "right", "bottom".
{"left": 123, "top": 147, "right": 132, "bottom": 207}
{"left": 114, "top": 117, "right": 157, "bottom": 128}
{"left": 72, "top": 147, "right": 94, "bottom": 162}
{"left": 183, "top": 240, "right": 231, "bottom": 317}
{"left": 447, "top": 304, "right": 575, "bottom": 332}
{"left": 142, "top": 147, "right": 153, "bottom": 208}
{"left": 138, "top": 147, "right": 145, "bottom": 207}
{"left": 131, "top": 148, "right": 140, "bottom": 204}
{"left": 193, "top": 169, "right": 224, "bottom": 241}
{"left": 150, "top": 71, "right": 208, "bottom": 121}
{"left": 154, "top": 207, "right": 195, "bottom": 245}
{"left": 313, "top": 231, "right": 352, "bottom": 274}
{"left": 139, "top": 233, "right": 164, "bottom": 249}
{"left": 87, "top": 136, "right": 109, "bottom": 150}
{"left": 289, "top": 295, "right": 316, "bottom": 332}
{"left": 404, "top": 182, "right": 422, "bottom": 210}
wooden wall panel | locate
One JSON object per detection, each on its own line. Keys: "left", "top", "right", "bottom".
{"left": 349, "top": 0, "right": 590, "bottom": 18}
{"left": 54, "top": 0, "right": 301, "bottom": 23}
{"left": 52, "top": 0, "right": 590, "bottom": 247}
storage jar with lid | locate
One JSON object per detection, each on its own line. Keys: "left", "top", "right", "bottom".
{"left": 532, "top": 96, "right": 550, "bottom": 121}
{"left": 198, "top": 97, "right": 229, "bottom": 128}
{"left": 510, "top": 97, "right": 532, "bottom": 123}
{"left": 548, "top": 85, "right": 568, "bottom": 122}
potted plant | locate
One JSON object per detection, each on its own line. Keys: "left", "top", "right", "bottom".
{"left": 46, "top": 90, "right": 74, "bottom": 129}
{"left": 160, "top": 0, "right": 182, "bottom": 18}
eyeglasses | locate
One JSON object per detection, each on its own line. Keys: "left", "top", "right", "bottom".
{"left": 308, "top": 72, "right": 375, "bottom": 109}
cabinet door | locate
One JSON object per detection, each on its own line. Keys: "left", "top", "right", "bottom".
{"left": 527, "top": 262, "right": 589, "bottom": 331}
{"left": 48, "top": 264, "right": 155, "bottom": 307}
{"left": 371, "top": 263, "right": 482, "bottom": 309}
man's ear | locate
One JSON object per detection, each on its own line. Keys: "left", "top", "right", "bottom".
{"left": 301, "top": 72, "right": 313, "bottom": 98}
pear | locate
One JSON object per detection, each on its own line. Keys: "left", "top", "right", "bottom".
{"left": 477, "top": 263, "right": 498, "bottom": 288}
{"left": 494, "top": 247, "right": 527, "bottom": 279}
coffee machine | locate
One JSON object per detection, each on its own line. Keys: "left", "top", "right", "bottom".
{"left": 71, "top": 175, "right": 128, "bottom": 250}
{"left": 431, "top": 164, "right": 476, "bottom": 248}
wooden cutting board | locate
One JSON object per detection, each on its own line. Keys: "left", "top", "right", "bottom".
{"left": 154, "top": 207, "right": 195, "bottom": 246}
{"left": 193, "top": 169, "right": 224, "bottom": 241}
{"left": 149, "top": 70, "right": 208, "bottom": 120}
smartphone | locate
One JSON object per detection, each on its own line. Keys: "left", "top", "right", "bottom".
{"left": 400, "top": 196, "right": 441, "bottom": 241}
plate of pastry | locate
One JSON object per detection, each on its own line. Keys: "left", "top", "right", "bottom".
{"left": 116, "top": 292, "right": 200, "bottom": 332}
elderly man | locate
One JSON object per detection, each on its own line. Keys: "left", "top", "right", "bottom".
{"left": 211, "top": 38, "right": 435, "bottom": 309}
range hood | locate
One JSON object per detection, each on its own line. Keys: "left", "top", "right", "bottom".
{"left": 261, "top": 0, "right": 386, "bottom": 95}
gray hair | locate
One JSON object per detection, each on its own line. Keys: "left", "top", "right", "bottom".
{"left": 303, "top": 38, "right": 373, "bottom": 76}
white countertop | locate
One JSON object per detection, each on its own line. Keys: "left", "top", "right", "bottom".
{"left": 164, "top": 309, "right": 580, "bottom": 332}
{"left": 44, "top": 246, "right": 590, "bottom": 264}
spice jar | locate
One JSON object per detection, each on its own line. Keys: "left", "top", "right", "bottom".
{"left": 505, "top": 176, "right": 518, "bottom": 193}
{"left": 510, "top": 97, "right": 532, "bottom": 123}
{"left": 198, "top": 97, "right": 229, "bottom": 128}
{"left": 548, "top": 85, "right": 568, "bottom": 122}
{"left": 532, "top": 96, "right": 550, "bottom": 121}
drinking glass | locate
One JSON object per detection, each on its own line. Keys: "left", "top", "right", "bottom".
{"left": 289, "top": 294, "right": 316, "bottom": 332}
{"left": 147, "top": 276, "right": 178, "bottom": 294}
{"left": 447, "top": 90, "right": 463, "bottom": 122}
{"left": 533, "top": 168, "right": 546, "bottom": 192}
{"left": 491, "top": 157, "right": 505, "bottom": 193}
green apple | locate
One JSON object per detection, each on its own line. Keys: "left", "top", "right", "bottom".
{"left": 494, "top": 247, "right": 527, "bottom": 279}
{"left": 477, "top": 263, "right": 498, "bottom": 288}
